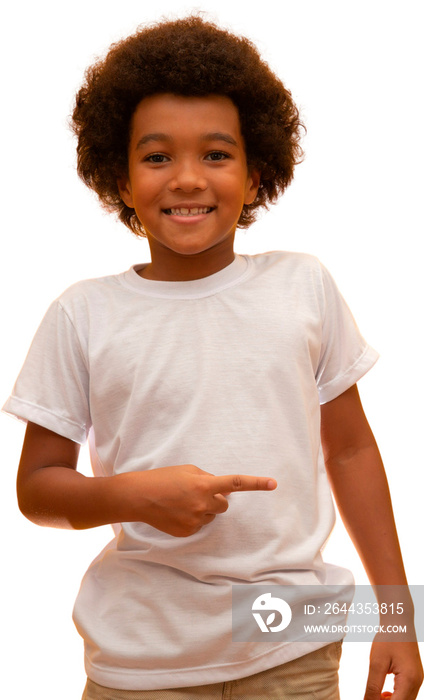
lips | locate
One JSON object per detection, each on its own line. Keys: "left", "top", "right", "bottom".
{"left": 163, "top": 206, "right": 215, "bottom": 216}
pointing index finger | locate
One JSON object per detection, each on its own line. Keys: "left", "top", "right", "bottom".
{"left": 211, "top": 474, "right": 277, "bottom": 494}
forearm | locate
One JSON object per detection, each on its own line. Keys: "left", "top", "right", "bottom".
{"left": 321, "top": 386, "right": 410, "bottom": 592}
{"left": 324, "top": 439, "right": 420, "bottom": 642}
{"left": 18, "top": 466, "right": 136, "bottom": 530}
{"left": 326, "top": 441, "right": 408, "bottom": 589}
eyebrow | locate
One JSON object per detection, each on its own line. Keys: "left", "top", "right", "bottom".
{"left": 202, "top": 132, "right": 238, "bottom": 147}
{"left": 135, "top": 131, "right": 239, "bottom": 150}
{"left": 135, "top": 133, "right": 170, "bottom": 150}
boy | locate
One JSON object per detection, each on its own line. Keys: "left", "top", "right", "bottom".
{"left": 3, "top": 15, "right": 422, "bottom": 700}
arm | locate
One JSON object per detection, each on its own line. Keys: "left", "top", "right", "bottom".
{"left": 321, "top": 384, "right": 423, "bottom": 700}
{"left": 17, "top": 421, "right": 277, "bottom": 535}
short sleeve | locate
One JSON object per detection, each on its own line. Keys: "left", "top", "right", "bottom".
{"left": 2, "top": 300, "right": 91, "bottom": 443}
{"left": 316, "top": 264, "right": 379, "bottom": 404}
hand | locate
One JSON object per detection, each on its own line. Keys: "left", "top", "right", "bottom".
{"left": 120, "top": 464, "right": 277, "bottom": 537}
{"left": 364, "top": 639, "right": 423, "bottom": 700}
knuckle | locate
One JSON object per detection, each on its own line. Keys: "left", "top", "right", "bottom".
{"left": 198, "top": 479, "right": 211, "bottom": 495}
{"left": 213, "top": 494, "right": 229, "bottom": 513}
{"left": 182, "top": 523, "right": 201, "bottom": 537}
{"left": 232, "top": 475, "right": 242, "bottom": 491}
{"left": 180, "top": 529, "right": 197, "bottom": 538}
{"left": 187, "top": 514, "right": 201, "bottom": 529}
{"left": 193, "top": 497, "right": 208, "bottom": 515}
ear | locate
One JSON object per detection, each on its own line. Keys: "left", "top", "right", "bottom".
{"left": 244, "top": 168, "right": 261, "bottom": 205}
{"left": 117, "top": 174, "right": 134, "bottom": 208}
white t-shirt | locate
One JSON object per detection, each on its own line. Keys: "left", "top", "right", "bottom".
{"left": 3, "top": 251, "right": 378, "bottom": 690}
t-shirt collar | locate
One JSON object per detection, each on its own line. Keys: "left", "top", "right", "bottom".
{"left": 120, "top": 254, "right": 251, "bottom": 299}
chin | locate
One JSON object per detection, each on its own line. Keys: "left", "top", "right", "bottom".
{"left": 169, "top": 240, "right": 218, "bottom": 257}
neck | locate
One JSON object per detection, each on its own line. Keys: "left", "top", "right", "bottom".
{"left": 139, "top": 241, "right": 236, "bottom": 281}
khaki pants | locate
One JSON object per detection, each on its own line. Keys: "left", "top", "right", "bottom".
{"left": 82, "top": 641, "right": 342, "bottom": 699}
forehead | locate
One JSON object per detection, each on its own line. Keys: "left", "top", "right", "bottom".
{"left": 129, "top": 93, "right": 243, "bottom": 143}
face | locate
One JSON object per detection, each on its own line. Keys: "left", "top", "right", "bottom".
{"left": 118, "top": 94, "right": 260, "bottom": 280}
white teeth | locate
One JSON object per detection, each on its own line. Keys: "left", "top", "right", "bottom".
{"left": 167, "top": 207, "right": 211, "bottom": 216}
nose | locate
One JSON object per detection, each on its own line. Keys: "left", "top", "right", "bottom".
{"left": 168, "top": 158, "right": 207, "bottom": 192}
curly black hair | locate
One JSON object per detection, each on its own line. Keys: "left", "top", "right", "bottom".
{"left": 71, "top": 15, "right": 305, "bottom": 237}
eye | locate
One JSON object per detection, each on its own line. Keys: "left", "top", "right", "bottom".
{"left": 144, "top": 153, "right": 169, "bottom": 164}
{"left": 205, "top": 151, "right": 230, "bottom": 162}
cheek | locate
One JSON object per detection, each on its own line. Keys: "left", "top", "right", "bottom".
{"left": 215, "top": 170, "right": 248, "bottom": 199}
{"left": 132, "top": 180, "right": 161, "bottom": 211}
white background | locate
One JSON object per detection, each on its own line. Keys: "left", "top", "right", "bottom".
{"left": 1, "top": 1, "right": 423, "bottom": 697}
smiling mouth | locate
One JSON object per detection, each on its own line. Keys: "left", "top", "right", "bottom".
{"left": 163, "top": 207, "right": 215, "bottom": 216}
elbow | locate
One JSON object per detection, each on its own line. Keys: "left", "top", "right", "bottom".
{"left": 16, "top": 481, "right": 34, "bottom": 521}
{"left": 16, "top": 476, "right": 69, "bottom": 528}
{"left": 16, "top": 484, "right": 49, "bottom": 526}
